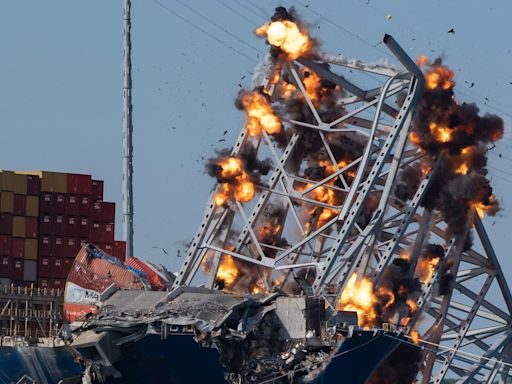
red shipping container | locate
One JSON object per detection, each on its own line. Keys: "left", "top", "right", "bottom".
{"left": 39, "top": 236, "right": 52, "bottom": 256}
{"left": 101, "top": 202, "right": 115, "bottom": 223}
{"left": 54, "top": 194, "right": 66, "bottom": 214}
{"left": 51, "top": 278, "right": 65, "bottom": 290}
{"left": 38, "top": 278, "right": 49, "bottom": 289}
{"left": 61, "top": 258, "right": 73, "bottom": 278}
{"left": 0, "top": 213, "right": 12, "bottom": 235}
{"left": 27, "top": 175, "right": 41, "bottom": 196}
{"left": 79, "top": 196, "right": 91, "bottom": 216}
{"left": 39, "top": 215, "right": 52, "bottom": 235}
{"left": 53, "top": 237, "right": 65, "bottom": 257}
{"left": 11, "top": 238, "right": 24, "bottom": 258}
{"left": 0, "top": 235, "right": 10, "bottom": 256}
{"left": 12, "top": 259, "right": 23, "bottom": 280}
{"left": 67, "top": 174, "right": 80, "bottom": 194}
{"left": 40, "top": 193, "right": 54, "bottom": 213}
{"left": 113, "top": 240, "right": 126, "bottom": 261}
{"left": 68, "top": 174, "right": 92, "bottom": 195}
{"left": 13, "top": 194, "right": 26, "bottom": 216}
{"left": 26, "top": 217, "right": 38, "bottom": 238}
{"left": 91, "top": 180, "right": 103, "bottom": 201}
{"left": 78, "top": 217, "right": 90, "bottom": 237}
{"left": 78, "top": 174, "right": 92, "bottom": 195}
{"left": 66, "top": 215, "right": 78, "bottom": 237}
{"left": 102, "top": 223, "right": 115, "bottom": 243}
{"left": 38, "top": 257, "right": 51, "bottom": 278}
{"left": 0, "top": 257, "right": 11, "bottom": 276}
{"left": 91, "top": 201, "right": 102, "bottom": 220}
{"left": 65, "top": 237, "right": 80, "bottom": 257}
{"left": 79, "top": 239, "right": 88, "bottom": 248}
{"left": 90, "top": 222, "right": 102, "bottom": 243}
{"left": 66, "top": 195, "right": 80, "bottom": 216}
{"left": 53, "top": 215, "right": 65, "bottom": 235}
{"left": 101, "top": 243, "right": 113, "bottom": 254}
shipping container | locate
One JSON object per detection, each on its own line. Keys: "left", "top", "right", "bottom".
{"left": 90, "top": 222, "right": 102, "bottom": 243}
{"left": 23, "top": 260, "right": 37, "bottom": 281}
{"left": 91, "top": 180, "right": 103, "bottom": 201}
{"left": 53, "top": 237, "right": 65, "bottom": 257}
{"left": 113, "top": 240, "right": 127, "bottom": 261}
{"left": 11, "top": 238, "right": 24, "bottom": 258}
{"left": 12, "top": 216, "right": 26, "bottom": 237}
{"left": 13, "top": 174, "right": 27, "bottom": 194}
{"left": 39, "top": 214, "right": 52, "bottom": 235}
{"left": 51, "top": 278, "right": 65, "bottom": 290}
{"left": 40, "top": 193, "right": 53, "bottom": 213}
{"left": 12, "top": 259, "right": 23, "bottom": 280}
{"left": 91, "top": 201, "right": 102, "bottom": 220}
{"left": 24, "top": 238, "right": 38, "bottom": 260}
{"left": 67, "top": 174, "right": 92, "bottom": 195}
{"left": 66, "top": 215, "right": 78, "bottom": 237}
{"left": 0, "top": 191, "right": 14, "bottom": 213}
{"left": 0, "top": 213, "right": 12, "bottom": 235}
{"left": 55, "top": 193, "right": 66, "bottom": 214}
{"left": 25, "top": 217, "right": 38, "bottom": 238}
{"left": 26, "top": 195, "right": 39, "bottom": 217}
{"left": 66, "top": 195, "right": 80, "bottom": 215}
{"left": 38, "top": 257, "right": 51, "bottom": 278}
{"left": 0, "top": 235, "right": 10, "bottom": 256}
{"left": 102, "top": 223, "right": 115, "bottom": 243}
{"left": 101, "top": 243, "right": 113, "bottom": 254}
{"left": 0, "top": 171, "right": 15, "bottom": 191}
{"left": 13, "top": 194, "right": 26, "bottom": 216}
{"left": 26, "top": 174, "right": 40, "bottom": 195}
{"left": 79, "top": 196, "right": 90, "bottom": 216}
{"left": 53, "top": 215, "right": 65, "bottom": 235}
{"left": 40, "top": 171, "right": 67, "bottom": 193}
{"left": 79, "top": 217, "right": 90, "bottom": 237}
{"left": 39, "top": 236, "right": 52, "bottom": 257}
{"left": 102, "top": 202, "right": 115, "bottom": 222}
{"left": 66, "top": 237, "right": 80, "bottom": 257}
{"left": 0, "top": 257, "right": 11, "bottom": 276}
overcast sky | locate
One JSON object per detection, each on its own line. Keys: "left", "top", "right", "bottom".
{"left": 0, "top": 0, "right": 511, "bottom": 277}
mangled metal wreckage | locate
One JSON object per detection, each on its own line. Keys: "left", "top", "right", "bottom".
{"left": 73, "top": 287, "right": 402, "bottom": 383}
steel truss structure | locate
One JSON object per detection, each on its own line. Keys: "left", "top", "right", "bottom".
{"left": 172, "top": 35, "right": 512, "bottom": 383}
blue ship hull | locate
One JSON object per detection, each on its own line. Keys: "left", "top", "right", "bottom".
{"left": 101, "top": 331, "right": 400, "bottom": 384}
{"left": 0, "top": 344, "right": 82, "bottom": 384}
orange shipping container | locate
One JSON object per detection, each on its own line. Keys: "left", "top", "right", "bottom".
{"left": 26, "top": 196, "right": 39, "bottom": 217}
{"left": 24, "top": 238, "right": 38, "bottom": 260}
{"left": 13, "top": 174, "right": 27, "bottom": 195}
{"left": 0, "top": 171, "right": 15, "bottom": 191}
{"left": 0, "top": 192, "right": 14, "bottom": 213}
{"left": 41, "top": 172, "right": 67, "bottom": 193}
{"left": 12, "top": 216, "right": 26, "bottom": 237}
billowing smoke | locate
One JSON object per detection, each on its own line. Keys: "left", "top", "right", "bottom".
{"left": 406, "top": 57, "right": 503, "bottom": 236}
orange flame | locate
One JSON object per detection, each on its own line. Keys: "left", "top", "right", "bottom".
{"left": 216, "top": 254, "right": 240, "bottom": 287}
{"left": 455, "top": 162, "right": 469, "bottom": 175}
{"left": 241, "top": 91, "right": 281, "bottom": 136}
{"left": 410, "top": 329, "right": 421, "bottom": 345}
{"left": 429, "top": 122, "right": 452, "bottom": 143}
{"left": 256, "top": 20, "right": 312, "bottom": 60}
{"left": 409, "top": 131, "right": 422, "bottom": 146}
{"left": 417, "top": 256, "right": 441, "bottom": 284}
{"left": 213, "top": 157, "right": 255, "bottom": 206}
{"left": 425, "top": 66, "right": 454, "bottom": 90}
{"left": 472, "top": 195, "right": 497, "bottom": 219}
{"left": 338, "top": 274, "right": 379, "bottom": 328}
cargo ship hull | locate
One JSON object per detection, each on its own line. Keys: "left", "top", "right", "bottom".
{"left": 80, "top": 330, "right": 400, "bottom": 384}
{"left": 0, "top": 343, "right": 82, "bottom": 384}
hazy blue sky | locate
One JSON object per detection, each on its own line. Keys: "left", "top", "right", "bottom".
{"left": 0, "top": 0, "right": 511, "bottom": 275}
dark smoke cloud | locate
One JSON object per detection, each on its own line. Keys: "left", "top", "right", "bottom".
{"left": 410, "top": 58, "right": 503, "bottom": 236}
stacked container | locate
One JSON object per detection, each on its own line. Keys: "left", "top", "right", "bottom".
{"left": 0, "top": 170, "right": 126, "bottom": 288}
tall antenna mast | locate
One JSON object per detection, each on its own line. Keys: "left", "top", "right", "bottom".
{"left": 122, "top": 0, "right": 134, "bottom": 258}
